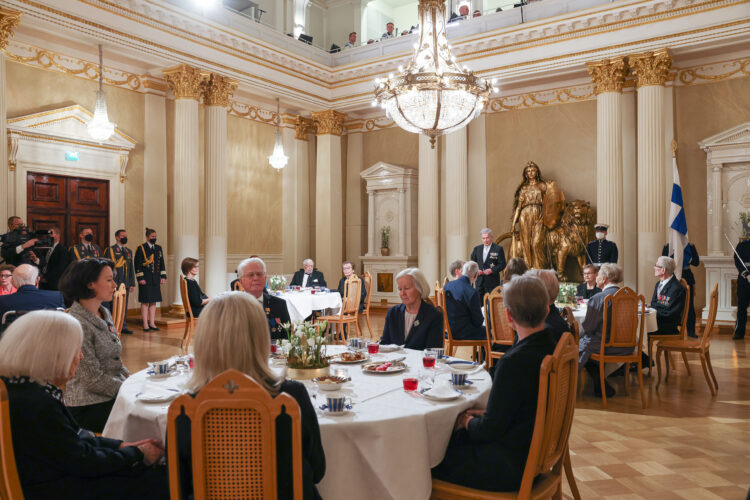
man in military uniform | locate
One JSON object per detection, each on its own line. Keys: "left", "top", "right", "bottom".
{"left": 662, "top": 242, "right": 700, "bottom": 338}
{"left": 469, "top": 228, "right": 506, "bottom": 298}
{"left": 103, "top": 229, "right": 136, "bottom": 334}
{"left": 69, "top": 227, "right": 101, "bottom": 262}
{"left": 586, "top": 223, "right": 618, "bottom": 267}
{"left": 733, "top": 238, "right": 750, "bottom": 340}
{"left": 237, "top": 256, "right": 290, "bottom": 340}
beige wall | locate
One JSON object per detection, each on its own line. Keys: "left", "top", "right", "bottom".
{"left": 5, "top": 61, "right": 145, "bottom": 244}
{"left": 363, "top": 127, "right": 419, "bottom": 171}
{"left": 674, "top": 76, "right": 750, "bottom": 312}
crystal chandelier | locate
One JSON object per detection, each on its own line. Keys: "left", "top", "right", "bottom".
{"left": 87, "top": 45, "right": 116, "bottom": 142}
{"left": 268, "top": 98, "right": 289, "bottom": 170}
{"left": 373, "top": 0, "right": 495, "bottom": 148}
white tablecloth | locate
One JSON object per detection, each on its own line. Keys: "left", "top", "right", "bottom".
{"left": 103, "top": 346, "right": 492, "bottom": 500}
{"left": 276, "top": 290, "right": 342, "bottom": 322}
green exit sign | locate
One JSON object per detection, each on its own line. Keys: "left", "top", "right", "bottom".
{"left": 65, "top": 151, "right": 79, "bottom": 161}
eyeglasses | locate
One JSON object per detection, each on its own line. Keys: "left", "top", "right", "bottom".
{"left": 0, "top": 274, "right": 12, "bottom": 279}
{"left": 654, "top": 265, "right": 664, "bottom": 269}
{"left": 242, "top": 272, "right": 265, "bottom": 279}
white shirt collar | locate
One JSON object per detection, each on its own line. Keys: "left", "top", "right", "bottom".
{"left": 603, "top": 283, "right": 618, "bottom": 290}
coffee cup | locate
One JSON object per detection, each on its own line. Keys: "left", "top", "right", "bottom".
{"left": 450, "top": 372, "right": 468, "bottom": 387}
{"left": 325, "top": 393, "right": 352, "bottom": 413}
{"left": 150, "top": 361, "right": 171, "bottom": 375}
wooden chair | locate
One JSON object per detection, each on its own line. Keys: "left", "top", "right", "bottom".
{"left": 178, "top": 275, "right": 197, "bottom": 354}
{"left": 435, "top": 282, "right": 444, "bottom": 309}
{"left": 484, "top": 290, "right": 515, "bottom": 369}
{"left": 443, "top": 276, "right": 450, "bottom": 287}
{"left": 318, "top": 275, "right": 362, "bottom": 343}
{"left": 431, "top": 332, "right": 581, "bottom": 500}
{"left": 166, "top": 369, "right": 303, "bottom": 500}
{"left": 358, "top": 272, "right": 374, "bottom": 338}
{"left": 232, "top": 280, "right": 243, "bottom": 291}
{"left": 647, "top": 278, "right": 691, "bottom": 376}
{"left": 657, "top": 283, "right": 720, "bottom": 395}
{"left": 582, "top": 287, "right": 647, "bottom": 409}
{"left": 111, "top": 283, "right": 126, "bottom": 337}
{"left": 0, "top": 379, "right": 24, "bottom": 500}
{"left": 438, "top": 288, "right": 486, "bottom": 362}
{"left": 560, "top": 306, "right": 580, "bottom": 344}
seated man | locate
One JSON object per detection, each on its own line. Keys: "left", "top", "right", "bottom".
{"left": 650, "top": 256, "right": 685, "bottom": 336}
{"left": 576, "top": 264, "right": 601, "bottom": 300}
{"left": 526, "top": 269, "right": 569, "bottom": 343}
{"left": 336, "top": 261, "right": 366, "bottom": 313}
{"left": 0, "top": 264, "right": 65, "bottom": 330}
{"left": 448, "top": 259, "right": 465, "bottom": 281}
{"left": 432, "top": 275, "right": 556, "bottom": 491}
{"left": 444, "top": 261, "right": 485, "bottom": 340}
{"left": 290, "top": 259, "right": 327, "bottom": 288}
{"left": 237, "top": 257, "right": 290, "bottom": 340}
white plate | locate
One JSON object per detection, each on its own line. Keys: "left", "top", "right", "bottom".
{"left": 362, "top": 361, "right": 407, "bottom": 374}
{"left": 420, "top": 387, "right": 462, "bottom": 401}
{"left": 378, "top": 344, "right": 402, "bottom": 353}
{"left": 136, "top": 389, "right": 180, "bottom": 403}
{"left": 332, "top": 354, "right": 369, "bottom": 364}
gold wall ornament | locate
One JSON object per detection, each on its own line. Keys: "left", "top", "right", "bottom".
{"left": 488, "top": 85, "right": 595, "bottom": 113}
{"left": 163, "top": 64, "right": 208, "bottom": 100}
{"left": 295, "top": 116, "right": 315, "bottom": 141}
{"left": 311, "top": 110, "right": 346, "bottom": 136}
{"left": 0, "top": 8, "right": 21, "bottom": 49}
{"left": 677, "top": 57, "right": 750, "bottom": 85}
{"left": 228, "top": 101, "right": 277, "bottom": 124}
{"left": 630, "top": 48, "right": 673, "bottom": 87}
{"left": 587, "top": 57, "right": 628, "bottom": 94}
{"left": 202, "top": 73, "right": 238, "bottom": 107}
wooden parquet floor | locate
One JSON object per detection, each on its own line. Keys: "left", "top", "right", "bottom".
{"left": 120, "top": 309, "right": 750, "bottom": 499}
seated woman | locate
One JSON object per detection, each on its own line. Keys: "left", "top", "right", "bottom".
{"left": 0, "top": 310, "right": 168, "bottom": 499}
{"left": 381, "top": 268, "right": 443, "bottom": 350}
{"left": 59, "top": 258, "right": 129, "bottom": 433}
{"left": 181, "top": 257, "right": 210, "bottom": 317}
{"left": 178, "top": 292, "right": 325, "bottom": 499}
{"left": 0, "top": 263, "right": 16, "bottom": 295}
{"left": 502, "top": 257, "right": 528, "bottom": 282}
{"left": 576, "top": 264, "right": 602, "bottom": 300}
{"left": 432, "top": 275, "right": 556, "bottom": 491}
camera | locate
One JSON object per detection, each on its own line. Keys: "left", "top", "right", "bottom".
{"left": 1, "top": 226, "right": 53, "bottom": 250}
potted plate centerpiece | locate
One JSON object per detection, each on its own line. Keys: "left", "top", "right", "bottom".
{"left": 282, "top": 320, "right": 330, "bottom": 380}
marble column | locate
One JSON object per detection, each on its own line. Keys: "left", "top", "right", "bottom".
{"left": 281, "top": 115, "right": 313, "bottom": 271}
{"left": 0, "top": 9, "right": 21, "bottom": 226}
{"left": 418, "top": 134, "right": 439, "bottom": 287}
{"left": 710, "top": 163, "right": 723, "bottom": 255}
{"left": 163, "top": 64, "right": 208, "bottom": 311}
{"left": 201, "top": 73, "right": 237, "bottom": 297}
{"left": 311, "top": 110, "right": 346, "bottom": 282}
{"left": 445, "top": 128, "right": 469, "bottom": 265}
{"left": 631, "top": 49, "right": 672, "bottom": 292}
{"left": 621, "top": 90, "right": 637, "bottom": 289}
{"left": 467, "top": 114, "right": 487, "bottom": 240}
{"left": 587, "top": 57, "right": 628, "bottom": 266}
{"left": 345, "top": 128, "right": 365, "bottom": 269}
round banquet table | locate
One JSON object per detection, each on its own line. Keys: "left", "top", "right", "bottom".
{"left": 275, "top": 289, "right": 342, "bottom": 323}
{"left": 103, "top": 346, "right": 492, "bottom": 500}
{"left": 571, "top": 304, "right": 658, "bottom": 351}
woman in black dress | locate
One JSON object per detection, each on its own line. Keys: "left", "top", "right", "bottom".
{"left": 134, "top": 228, "right": 166, "bottom": 331}
{"left": 181, "top": 257, "right": 210, "bottom": 317}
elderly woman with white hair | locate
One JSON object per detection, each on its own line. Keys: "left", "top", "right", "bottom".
{"left": 380, "top": 267, "right": 443, "bottom": 350}
{"left": 0, "top": 311, "right": 168, "bottom": 499}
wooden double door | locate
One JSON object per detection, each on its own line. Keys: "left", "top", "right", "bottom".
{"left": 26, "top": 172, "right": 110, "bottom": 250}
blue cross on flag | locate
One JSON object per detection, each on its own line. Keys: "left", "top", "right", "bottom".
{"left": 668, "top": 155, "right": 691, "bottom": 280}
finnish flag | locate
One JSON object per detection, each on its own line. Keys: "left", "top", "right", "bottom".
{"left": 668, "top": 156, "right": 691, "bottom": 280}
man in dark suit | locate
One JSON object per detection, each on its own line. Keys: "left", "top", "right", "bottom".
{"left": 444, "top": 261, "right": 485, "bottom": 340}
{"left": 662, "top": 242, "right": 699, "bottom": 337}
{"left": 103, "top": 229, "right": 136, "bottom": 334}
{"left": 733, "top": 238, "right": 750, "bottom": 340}
{"left": 290, "top": 259, "right": 327, "bottom": 288}
{"left": 0, "top": 264, "right": 64, "bottom": 331}
{"left": 469, "top": 228, "right": 506, "bottom": 298}
{"left": 650, "top": 256, "right": 685, "bottom": 336}
{"left": 432, "top": 275, "right": 556, "bottom": 492}
{"left": 69, "top": 227, "right": 101, "bottom": 262}
{"left": 39, "top": 227, "right": 70, "bottom": 291}
{"left": 586, "top": 223, "right": 618, "bottom": 267}
{"left": 1, "top": 216, "right": 41, "bottom": 267}
{"left": 238, "top": 257, "right": 290, "bottom": 340}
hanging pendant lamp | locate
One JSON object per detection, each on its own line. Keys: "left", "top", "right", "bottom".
{"left": 87, "top": 44, "right": 116, "bottom": 142}
{"left": 268, "top": 97, "right": 289, "bottom": 170}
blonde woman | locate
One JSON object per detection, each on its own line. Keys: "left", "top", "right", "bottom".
{"left": 0, "top": 311, "right": 167, "bottom": 499}
{"left": 178, "top": 292, "right": 325, "bottom": 500}
{"left": 381, "top": 268, "right": 444, "bottom": 350}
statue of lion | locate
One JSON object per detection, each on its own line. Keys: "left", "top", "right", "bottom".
{"left": 545, "top": 200, "right": 595, "bottom": 281}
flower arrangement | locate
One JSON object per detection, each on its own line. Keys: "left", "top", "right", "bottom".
{"left": 281, "top": 320, "right": 329, "bottom": 369}
{"left": 268, "top": 274, "right": 287, "bottom": 291}
{"left": 381, "top": 225, "right": 391, "bottom": 249}
{"left": 557, "top": 282, "right": 578, "bottom": 305}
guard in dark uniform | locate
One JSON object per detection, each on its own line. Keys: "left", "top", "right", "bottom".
{"left": 733, "top": 238, "right": 750, "bottom": 340}
{"left": 104, "top": 229, "right": 136, "bottom": 334}
{"left": 586, "top": 223, "right": 618, "bottom": 267}
{"left": 662, "top": 242, "right": 699, "bottom": 337}
{"left": 134, "top": 228, "right": 166, "bottom": 332}
{"left": 69, "top": 227, "right": 101, "bottom": 262}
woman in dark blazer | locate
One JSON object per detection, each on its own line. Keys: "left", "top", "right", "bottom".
{"left": 0, "top": 310, "right": 168, "bottom": 499}
{"left": 178, "top": 292, "right": 325, "bottom": 500}
{"left": 181, "top": 257, "right": 210, "bottom": 317}
{"left": 381, "top": 268, "right": 443, "bottom": 350}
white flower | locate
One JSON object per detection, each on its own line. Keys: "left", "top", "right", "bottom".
{"left": 281, "top": 339, "right": 290, "bottom": 347}
{"left": 307, "top": 338, "right": 316, "bottom": 347}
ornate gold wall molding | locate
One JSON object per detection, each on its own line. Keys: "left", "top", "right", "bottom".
{"left": 676, "top": 57, "right": 750, "bottom": 85}
{"left": 202, "top": 73, "right": 238, "bottom": 107}
{"left": 630, "top": 48, "right": 673, "bottom": 87}
{"left": 364, "top": 117, "right": 396, "bottom": 131}
{"left": 312, "top": 110, "right": 346, "bottom": 136}
{"left": 295, "top": 116, "right": 315, "bottom": 141}
{"left": 163, "top": 64, "right": 208, "bottom": 100}
{"left": 587, "top": 57, "right": 628, "bottom": 94}
{"left": 0, "top": 8, "right": 21, "bottom": 49}
{"left": 228, "top": 101, "right": 278, "bottom": 125}
{"left": 488, "top": 85, "right": 596, "bottom": 113}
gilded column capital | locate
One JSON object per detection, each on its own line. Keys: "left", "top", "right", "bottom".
{"left": 0, "top": 8, "right": 21, "bottom": 50}
{"left": 295, "top": 116, "right": 315, "bottom": 141}
{"left": 163, "top": 64, "right": 209, "bottom": 100}
{"left": 311, "top": 110, "right": 347, "bottom": 136}
{"left": 630, "top": 49, "right": 673, "bottom": 88}
{"left": 587, "top": 57, "right": 628, "bottom": 94}
{"left": 201, "top": 73, "right": 238, "bottom": 107}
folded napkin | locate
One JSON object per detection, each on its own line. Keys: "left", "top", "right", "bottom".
{"left": 424, "top": 380, "right": 458, "bottom": 398}
{"left": 378, "top": 344, "right": 402, "bottom": 352}
{"left": 136, "top": 386, "right": 181, "bottom": 403}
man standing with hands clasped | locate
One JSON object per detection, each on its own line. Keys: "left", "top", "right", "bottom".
{"left": 733, "top": 237, "right": 750, "bottom": 340}
{"left": 469, "top": 228, "right": 506, "bottom": 299}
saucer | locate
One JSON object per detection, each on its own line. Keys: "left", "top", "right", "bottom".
{"left": 318, "top": 403, "right": 353, "bottom": 415}
{"left": 419, "top": 387, "right": 462, "bottom": 401}
{"left": 450, "top": 380, "right": 474, "bottom": 389}
{"left": 146, "top": 370, "right": 179, "bottom": 380}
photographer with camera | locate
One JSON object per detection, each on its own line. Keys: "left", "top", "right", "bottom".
{"left": 1, "top": 216, "right": 43, "bottom": 267}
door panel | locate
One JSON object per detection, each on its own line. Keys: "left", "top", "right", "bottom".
{"left": 27, "top": 213, "right": 66, "bottom": 245}
{"left": 68, "top": 178, "right": 108, "bottom": 213}
{"left": 27, "top": 174, "right": 66, "bottom": 210}
{"left": 69, "top": 215, "right": 108, "bottom": 252}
